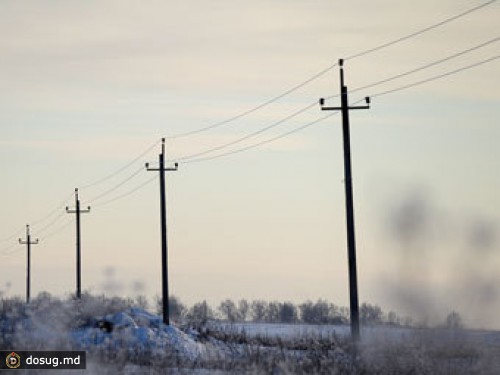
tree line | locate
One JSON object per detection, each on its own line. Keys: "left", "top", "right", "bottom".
{"left": 160, "top": 296, "right": 414, "bottom": 327}
{"left": 0, "top": 292, "right": 462, "bottom": 329}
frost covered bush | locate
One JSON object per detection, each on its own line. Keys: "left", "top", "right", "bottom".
{"left": 357, "top": 332, "right": 498, "bottom": 375}
{"left": 0, "top": 293, "right": 154, "bottom": 349}
{"left": 1, "top": 293, "right": 499, "bottom": 374}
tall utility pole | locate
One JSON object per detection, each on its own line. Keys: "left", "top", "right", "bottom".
{"left": 146, "top": 138, "right": 178, "bottom": 325}
{"left": 66, "top": 188, "right": 91, "bottom": 299}
{"left": 320, "top": 59, "right": 370, "bottom": 343}
{"left": 19, "top": 225, "right": 38, "bottom": 303}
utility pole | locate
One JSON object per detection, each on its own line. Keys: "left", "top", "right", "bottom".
{"left": 146, "top": 138, "right": 178, "bottom": 325}
{"left": 66, "top": 188, "right": 91, "bottom": 299}
{"left": 19, "top": 225, "right": 38, "bottom": 304}
{"left": 320, "top": 59, "right": 370, "bottom": 343}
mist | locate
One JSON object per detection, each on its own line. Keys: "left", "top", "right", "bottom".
{"left": 379, "top": 187, "right": 499, "bottom": 329}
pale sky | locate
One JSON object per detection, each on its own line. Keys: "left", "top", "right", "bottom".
{"left": 1, "top": 1, "right": 499, "bottom": 328}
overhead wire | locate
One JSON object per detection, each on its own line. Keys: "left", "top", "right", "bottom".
{"left": 181, "top": 96, "right": 371, "bottom": 165}
{"left": 176, "top": 38, "right": 499, "bottom": 163}
{"left": 172, "top": 101, "right": 318, "bottom": 162}
{"left": 0, "top": 199, "right": 70, "bottom": 246}
{"left": 345, "top": 0, "right": 497, "bottom": 61}
{"left": 0, "top": 242, "right": 20, "bottom": 256}
{"left": 34, "top": 211, "right": 68, "bottom": 236}
{"left": 2, "top": 1, "right": 496, "bottom": 243}
{"left": 350, "top": 36, "right": 500, "bottom": 94}
{"left": 0, "top": 226, "right": 25, "bottom": 244}
{"left": 166, "top": 64, "right": 338, "bottom": 139}
{"left": 17, "top": 52, "right": 497, "bottom": 245}
{"left": 43, "top": 219, "right": 74, "bottom": 241}
{"left": 371, "top": 55, "right": 499, "bottom": 98}
{"left": 182, "top": 113, "right": 336, "bottom": 164}
{"left": 79, "top": 138, "right": 161, "bottom": 190}
{"left": 181, "top": 54, "right": 499, "bottom": 164}
{"left": 0, "top": 157, "right": 152, "bottom": 244}
{"left": 29, "top": 191, "right": 74, "bottom": 230}
{"left": 0, "top": 140, "right": 160, "bottom": 242}
{"left": 93, "top": 175, "right": 157, "bottom": 208}
{"left": 165, "top": 0, "right": 496, "bottom": 140}
{"left": 87, "top": 165, "right": 145, "bottom": 204}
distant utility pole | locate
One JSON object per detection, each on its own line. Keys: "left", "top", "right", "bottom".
{"left": 146, "top": 138, "right": 178, "bottom": 326}
{"left": 66, "top": 188, "right": 91, "bottom": 299}
{"left": 320, "top": 59, "right": 370, "bottom": 343}
{"left": 19, "top": 225, "right": 38, "bottom": 304}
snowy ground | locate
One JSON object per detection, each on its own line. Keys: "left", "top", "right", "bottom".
{"left": 219, "top": 321, "right": 500, "bottom": 346}
{"left": 2, "top": 297, "right": 500, "bottom": 374}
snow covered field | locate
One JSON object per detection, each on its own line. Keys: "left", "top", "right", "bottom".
{"left": 221, "top": 321, "right": 500, "bottom": 346}
{"left": 2, "top": 295, "right": 500, "bottom": 374}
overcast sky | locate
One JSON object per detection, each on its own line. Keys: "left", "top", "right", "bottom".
{"left": 1, "top": 0, "right": 499, "bottom": 328}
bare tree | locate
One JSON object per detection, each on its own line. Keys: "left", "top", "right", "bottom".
{"left": 266, "top": 301, "right": 280, "bottom": 323}
{"left": 299, "top": 300, "right": 330, "bottom": 324}
{"left": 251, "top": 300, "right": 268, "bottom": 322}
{"left": 387, "top": 311, "right": 401, "bottom": 326}
{"left": 445, "top": 311, "right": 463, "bottom": 329}
{"left": 360, "top": 303, "right": 384, "bottom": 325}
{"left": 218, "top": 299, "right": 240, "bottom": 322}
{"left": 156, "top": 295, "right": 187, "bottom": 323}
{"left": 186, "top": 300, "right": 214, "bottom": 325}
{"left": 279, "top": 302, "right": 298, "bottom": 323}
{"left": 238, "top": 299, "right": 249, "bottom": 322}
{"left": 328, "top": 303, "right": 347, "bottom": 325}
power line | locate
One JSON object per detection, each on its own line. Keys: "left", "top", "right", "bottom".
{"left": 2, "top": 1, "right": 496, "bottom": 244}
{"left": 87, "top": 166, "right": 145, "bottom": 204}
{"left": 0, "top": 225, "right": 66, "bottom": 255}
{"left": 177, "top": 39, "right": 498, "bottom": 163}
{"left": 345, "top": 0, "right": 497, "bottom": 61}
{"left": 167, "top": 64, "right": 338, "bottom": 140}
{"left": 42, "top": 218, "right": 73, "bottom": 241}
{"left": 165, "top": 0, "right": 495, "bottom": 140}
{"left": 182, "top": 54, "right": 498, "bottom": 164}
{"left": 30, "top": 192, "right": 74, "bottom": 228}
{"left": 30, "top": 193, "right": 78, "bottom": 236}
{"left": 371, "top": 55, "right": 499, "bottom": 98}
{"left": 0, "top": 200, "right": 71, "bottom": 246}
{"left": 80, "top": 138, "right": 161, "bottom": 190}
{"left": 351, "top": 37, "right": 499, "bottom": 94}
{"left": 93, "top": 175, "right": 157, "bottom": 208}
{"left": 33, "top": 211, "right": 67, "bottom": 236}
{"left": 172, "top": 101, "right": 318, "bottom": 162}
{"left": 0, "top": 226, "right": 25, "bottom": 244}
{"left": 3, "top": 42, "right": 493, "bottom": 242}
{"left": 1, "top": 140, "right": 160, "bottom": 242}
{"left": 183, "top": 113, "right": 337, "bottom": 164}
{"left": 0, "top": 243, "right": 20, "bottom": 256}
{"left": 2, "top": 193, "right": 69, "bottom": 244}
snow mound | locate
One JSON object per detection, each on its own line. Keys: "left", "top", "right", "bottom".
{"left": 72, "top": 308, "right": 203, "bottom": 361}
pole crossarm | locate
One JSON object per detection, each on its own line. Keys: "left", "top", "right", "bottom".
{"left": 321, "top": 104, "right": 370, "bottom": 111}
{"left": 146, "top": 165, "right": 178, "bottom": 172}
{"left": 18, "top": 225, "right": 39, "bottom": 245}
{"left": 66, "top": 188, "right": 91, "bottom": 213}
{"left": 66, "top": 208, "right": 91, "bottom": 213}
{"left": 318, "top": 59, "right": 370, "bottom": 344}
